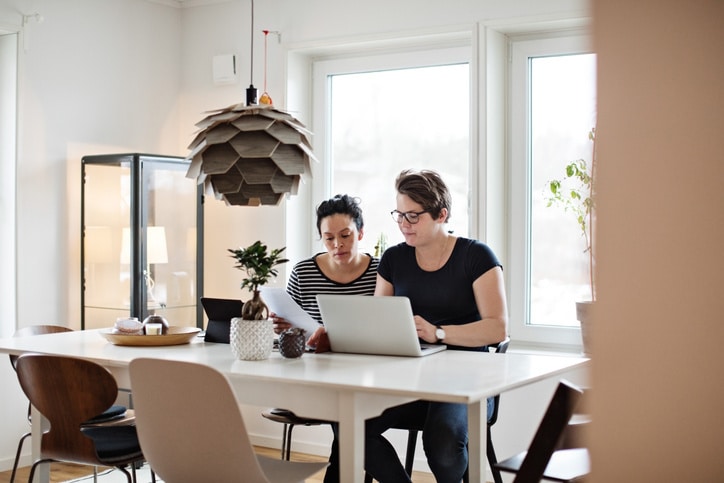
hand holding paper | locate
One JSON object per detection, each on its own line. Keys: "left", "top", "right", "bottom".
{"left": 260, "top": 287, "right": 320, "bottom": 338}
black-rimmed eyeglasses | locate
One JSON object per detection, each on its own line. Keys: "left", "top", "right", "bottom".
{"left": 390, "top": 210, "right": 429, "bottom": 224}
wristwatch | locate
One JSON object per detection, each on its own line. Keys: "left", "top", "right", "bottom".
{"left": 435, "top": 325, "right": 446, "bottom": 343}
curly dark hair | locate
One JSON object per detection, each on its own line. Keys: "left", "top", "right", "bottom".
{"left": 395, "top": 169, "right": 452, "bottom": 222}
{"left": 315, "top": 194, "right": 364, "bottom": 237}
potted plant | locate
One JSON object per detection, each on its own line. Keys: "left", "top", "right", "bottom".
{"left": 229, "top": 240, "right": 288, "bottom": 318}
{"left": 227, "top": 241, "right": 288, "bottom": 359}
{"left": 545, "top": 128, "right": 596, "bottom": 353}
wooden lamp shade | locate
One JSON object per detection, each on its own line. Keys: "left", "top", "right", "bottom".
{"left": 186, "top": 104, "right": 315, "bottom": 206}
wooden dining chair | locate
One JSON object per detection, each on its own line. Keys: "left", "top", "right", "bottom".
{"left": 129, "top": 357, "right": 328, "bottom": 482}
{"left": 494, "top": 380, "right": 589, "bottom": 482}
{"left": 7, "top": 325, "right": 130, "bottom": 483}
{"left": 14, "top": 354, "right": 148, "bottom": 483}
{"left": 364, "top": 337, "right": 511, "bottom": 483}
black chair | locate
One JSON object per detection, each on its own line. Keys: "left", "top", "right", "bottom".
{"left": 7, "top": 325, "right": 130, "bottom": 483}
{"left": 364, "top": 337, "right": 511, "bottom": 483}
{"left": 14, "top": 354, "right": 149, "bottom": 483}
{"left": 261, "top": 408, "right": 335, "bottom": 460}
{"left": 494, "top": 380, "right": 589, "bottom": 482}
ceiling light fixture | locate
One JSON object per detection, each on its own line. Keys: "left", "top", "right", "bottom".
{"left": 185, "top": 0, "right": 315, "bottom": 206}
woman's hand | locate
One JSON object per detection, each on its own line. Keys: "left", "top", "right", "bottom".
{"left": 414, "top": 315, "right": 437, "bottom": 343}
{"left": 270, "top": 313, "right": 293, "bottom": 334}
{"left": 306, "top": 325, "right": 331, "bottom": 353}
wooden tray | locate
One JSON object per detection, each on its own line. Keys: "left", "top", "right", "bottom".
{"left": 100, "top": 326, "right": 201, "bottom": 346}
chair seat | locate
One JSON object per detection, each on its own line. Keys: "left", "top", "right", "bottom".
{"left": 84, "top": 404, "right": 129, "bottom": 424}
{"left": 83, "top": 409, "right": 136, "bottom": 428}
{"left": 496, "top": 448, "right": 590, "bottom": 482}
{"left": 81, "top": 425, "right": 144, "bottom": 464}
{"left": 262, "top": 408, "right": 333, "bottom": 426}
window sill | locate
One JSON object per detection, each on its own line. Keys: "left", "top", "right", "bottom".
{"left": 507, "top": 340, "right": 588, "bottom": 358}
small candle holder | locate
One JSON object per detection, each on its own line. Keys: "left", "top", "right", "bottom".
{"left": 278, "top": 328, "right": 306, "bottom": 358}
{"left": 144, "top": 323, "right": 162, "bottom": 335}
{"left": 142, "top": 314, "right": 169, "bottom": 335}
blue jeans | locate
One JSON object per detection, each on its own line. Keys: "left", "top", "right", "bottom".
{"left": 324, "top": 398, "right": 493, "bottom": 483}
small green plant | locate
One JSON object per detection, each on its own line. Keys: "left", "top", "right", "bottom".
{"left": 545, "top": 128, "right": 596, "bottom": 301}
{"left": 373, "top": 232, "right": 388, "bottom": 258}
{"left": 228, "top": 241, "right": 288, "bottom": 319}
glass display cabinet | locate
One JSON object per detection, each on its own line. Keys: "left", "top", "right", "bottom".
{"left": 81, "top": 153, "right": 203, "bottom": 330}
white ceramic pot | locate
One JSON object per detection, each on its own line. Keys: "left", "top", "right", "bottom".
{"left": 230, "top": 317, "right": 274, "bottom": 360}
{"left": 576, "top": 301, "right": 594, "bottom": 356}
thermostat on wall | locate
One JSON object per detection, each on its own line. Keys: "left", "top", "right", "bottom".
{"left": 213, "top": 54, "right": 237, "bottom": 85}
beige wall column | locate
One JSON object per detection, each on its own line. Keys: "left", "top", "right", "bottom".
{"left": 592, "top": 1, "right": 724, "bottom": 480}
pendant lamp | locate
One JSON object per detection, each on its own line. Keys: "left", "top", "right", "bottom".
{"left": 185, "top": 0, "right": 314, "bottom": 206}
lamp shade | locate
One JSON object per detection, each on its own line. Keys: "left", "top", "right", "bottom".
{"left": 147, "top": 227, "right": 168, "bottom": 265}
{"left": 185, "top": 104, "right": 315, "bottom": 206}
{"left": 120, "top": 227, "right": 168, "bottom": 265}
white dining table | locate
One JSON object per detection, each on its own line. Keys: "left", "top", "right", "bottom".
{"left": 0, "top": 329, "right": 588, "bottom": 483}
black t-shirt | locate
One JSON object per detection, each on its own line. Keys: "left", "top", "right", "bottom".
{"left": 377, "top": 237, "right": 501, "bottom": 350}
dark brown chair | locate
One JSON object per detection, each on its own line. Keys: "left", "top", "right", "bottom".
{"left": 14, "top": 354, "right": 148, "bottom": 483}
{"left": 8, "top": 325, "right": 130, "bottom": 483}
{"left": 8, "top": 326, "right": 74, "bottom": 483}
{"left": 494, "top": 380, "right": 589, "bottom": 482}
{"left": 364, "top": 337, "right": 511, "bottom": 483}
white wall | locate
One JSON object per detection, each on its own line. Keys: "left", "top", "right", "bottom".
{"left": 0, "top": 0, "right": 185, "bottom": 468}
{"left": 0, "top": 0, "right": 593, "bottom": 477}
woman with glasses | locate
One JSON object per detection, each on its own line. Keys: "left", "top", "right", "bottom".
{"left": 366, "top": 169, "right": 508, "bottom": 483}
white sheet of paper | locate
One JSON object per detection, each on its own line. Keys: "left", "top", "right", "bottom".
{"left": 260, "top": 287, "right": 320, "bottom": 338}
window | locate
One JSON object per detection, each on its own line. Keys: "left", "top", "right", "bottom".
{"left": 289, "top": 23, "right": 593, "bottom": 350}
{"left": 312, "top": 46, "right": 471, "bottom": 254}
{"left": 509, "top": 34, "right": 596, "bottom": 347}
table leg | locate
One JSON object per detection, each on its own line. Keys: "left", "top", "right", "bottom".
{"left": 30, "top": 405, "right": 49, "bottom": 483}
{"left": 337, "top": 392, "right": 366, "bottom": 483}
{"left": 467, "top": 400, "right": 486, "bottom": 483}
{"left": 335, "top": 392, "right": 419, "bottom": 483}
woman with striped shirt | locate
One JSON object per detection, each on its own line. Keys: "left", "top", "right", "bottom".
{"left": 271, "top": 193, "right": 377, "bottom": 483}
{"left": 271, "top": 193, "right": 379, "bottom": 347}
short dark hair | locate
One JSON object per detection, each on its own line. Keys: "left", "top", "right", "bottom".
{"left": 395, "top": 169, "right": 451, "bottom": 222}
{"left": 315, "top": 194, "right": 364, "bottom": 237}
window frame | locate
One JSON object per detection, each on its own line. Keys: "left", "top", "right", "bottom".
{"left": 507, "top": 32, "right": 594, "bottom": 349}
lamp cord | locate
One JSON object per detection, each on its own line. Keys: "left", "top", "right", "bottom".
{"left": 249, "top": 0, "right": 254, "bottom": 85}
{"left": 263, "top": 30, "right": 268, "bottom": 92}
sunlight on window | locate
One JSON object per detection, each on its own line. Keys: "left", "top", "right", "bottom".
{"left": 530, "top": 53, "right": 596, "bottom": 327}
{"left": 329, "top": 64, "right": 470, "bottom": 253}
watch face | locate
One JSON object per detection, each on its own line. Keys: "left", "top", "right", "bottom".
{"left": 436, "top": 328, "right": 445, "bottom": 341}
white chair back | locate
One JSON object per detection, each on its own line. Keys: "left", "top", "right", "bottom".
{"left": 129, "top": 357, "right": 327, "bottom": 483}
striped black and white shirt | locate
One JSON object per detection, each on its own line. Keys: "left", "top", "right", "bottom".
{"left": 287, "top": 253, "right": 379, "bottom": 325}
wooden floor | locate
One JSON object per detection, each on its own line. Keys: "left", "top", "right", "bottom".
{"left": 0, "top": 446, "right": 438, "bottom": 482}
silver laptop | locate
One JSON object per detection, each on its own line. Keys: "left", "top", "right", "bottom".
{"left": 316, "top": 294, "right": 446, "bottom": 357}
